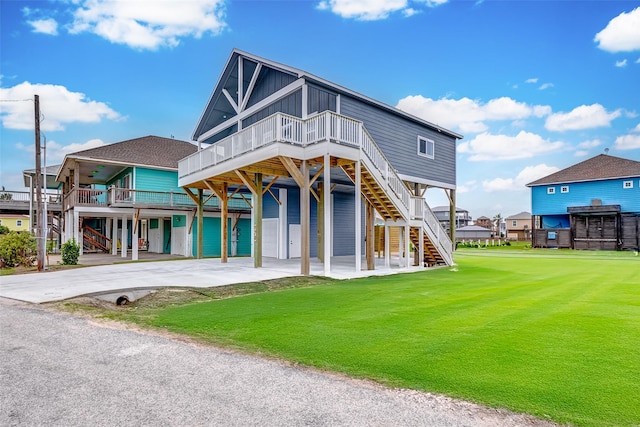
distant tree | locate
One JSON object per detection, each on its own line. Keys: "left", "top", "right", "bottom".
{"left": 492, "top": 213, "right": 502, "bottom": 237}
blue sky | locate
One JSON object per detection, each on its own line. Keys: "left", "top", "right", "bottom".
{"left": 1, "top": 0, "right": 639, "bottom": 220}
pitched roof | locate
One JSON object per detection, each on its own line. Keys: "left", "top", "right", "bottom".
{"left": 506, "top": 211, "right": 531, "bottom": 220}
{"left": 193, "top": 49, "right": 463, "bottom": 142}
{"left": 68, "top": 135, "right": 197, "bottom": 169}
{"left": 527, "top": 154, "right": 640, "bottom": 186}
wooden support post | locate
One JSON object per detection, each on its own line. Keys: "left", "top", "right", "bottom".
{"left": 317, "top": 182, "right": 324, "bottom": 263}
{"left": 354, "top": 160, "right": 362, "bottom": 272}
{"left": 405, "top": 225, "right": 411, "bottom": 268}
{"left": 419, "top": 227, "right": 425, "bottom": 267}
{"left": 384, "top": 225, "right": 390, "bottom": 268}
{"left": 121, "top": 214, "right": 128, "bottom": 258}
{"left": 449, "top": 189, "right": 456, "bottom": 250}
{"left": 366, "top": 201, "right": 375, "bottom": 270}
{"left": 301, "top": 161, "right": 310, "bottom": 275}
{"left": 221, "top": 182, "right": 228, "bottom": 263}
{"left": 111, "top": 218, "right": 118, "bottom": 256}
{"left": 132, "top": 212, "right": 139, "bottom": 261}
{"left": 323, "top": 153, "right": 331, "bottom": 275}
{"left": 413, "top": 183, "right": 420, "bottom": 266}
{"left": 197, "top": 189, "right": 203, "bottom": 259}
{"left": 254, "top": 173, "right": 262, "bottom": 268}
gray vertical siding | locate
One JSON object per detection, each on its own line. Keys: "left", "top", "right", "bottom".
{"left": 340, "top": 96, "right": 456, "bottom": 186}
{"left": 246, "top": 67, "right": 298, "bottom": 109}
{"left": 242, "top": 90, "right": 302, "bottom": 127}
{"left": 307, "top": 85, "right": 337, "bottom": 116}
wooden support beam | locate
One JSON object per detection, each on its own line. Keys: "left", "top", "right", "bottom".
{"left": 235, "top": 170, "right": 258, "bottom": 195}
{"left": 266, "top": 188, "right": 281, "bottom": 205}
{"left": 366, "top": 201, "right": 375, "bottom": 270}
{"left": 221, "top": 183, "right": 228, "bottom": 263}
{"left": 300, "top": 161, "right": 310, "bottom": 275}
{"left": 182, "top": 187, "right": 199, "bottom": 204}
{"left": 254, "top": 173, "right": 262, "bottom": 268}
{"left": 323, "top": 154, "right": 331, "bottom": 276}
{"left": 449, "top": 189, "right": 456, "bottom": 249}
{"left": 133, "top": 208, "right": 140, "bottom": 234}
{"left": 197, "top": 190, "right": 203, "bottom": 259}
{"left": 317, "top": 182, "right": 324, "bottom": 263}
{"left": 355, "top": 160, "right": 362, "bottom": 272}
{"left": 279, "top": 156, "right": 305, "bottom": 188}
{"left": 239, "top": 193, "right": 253, "bottom": 209}
{"left": 262, "top": 176, "right": 279, "bottom": 195}
{"left": 229, "top": 184, "right": 245, "bottom": 198}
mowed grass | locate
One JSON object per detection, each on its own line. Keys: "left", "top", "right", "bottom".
{"left": 142, "top": 250, "right": 639, "bottom": 426}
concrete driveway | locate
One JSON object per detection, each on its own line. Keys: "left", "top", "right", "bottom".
{"left": 0, "top": 254, "right": 425, "bottom": 303}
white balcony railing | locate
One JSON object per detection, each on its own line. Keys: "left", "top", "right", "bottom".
{"left": 179, "top": 111, "right": 452, "bottom": 264}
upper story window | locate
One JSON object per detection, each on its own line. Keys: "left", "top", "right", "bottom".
{"left": 512, "top": 220, "right": 517, "bottom": 227}
{"left": 561, "top": 186, "right": 569, "bottom": 193}
{"left": 623, "top": 180, "right": 633, "bottom": 189}
{"left": 547, "top": 187, "right": 556, "bottom": 194}
{"left": 417, "top": 136, "right": 435, "bottom": 159}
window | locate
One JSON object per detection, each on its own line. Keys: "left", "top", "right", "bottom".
{"left": 623, "top": 180, "right": 633, "bottom": 189}
{"left": 561, "top": 186, "right": 569, "bottom": 193}
{"left": 512, "top": 220, "right": 517, "bottom": 227}
{"left": 16, "top": 220, "right": 22, "bottom": 227}
{"left": 417, "top": 136, "right": 435, "bottom": 159}
{"left": 547, "top": 187, "right": 556, "bottom": 194}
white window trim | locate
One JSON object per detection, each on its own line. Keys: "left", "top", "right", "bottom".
{"left": 16, "top": 220, "right": 22, "bottom": 227}
{"left": 623, "top": 180, "right": 633, "bottom": 189}
{"left": 417, "top": 136, "right": 435, "bottom": 159}
{"left": 561, "top": 185, "right": 569, "bottom": 193}
{"left": 547, "top": 187, "right": 556, "bottom": 194}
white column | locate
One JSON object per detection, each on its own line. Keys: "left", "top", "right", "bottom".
{"left": 354, "top": 160, "right": 361, "bottom": 272}
{"left": 132, "top": 214, "right": 138, "bottom": 261}
{"left": 405, "top": 225, "right": 411, "bottom": 268}
{"left": 323, "top": 154, "right": 331, "bottom": 275}
{"left": 384, "top": 225, "right": 390, "bottom": 268}
{"left": 419, "top": 227, "right": 425, "bottom": 268}
{"left": 111, "top": 218, "right": 118, "bottom": 255}
{"left": 398, "top": 226, "right": 403, "bottom": 267}
{"left": 121, "top": 214, "right": 128, "bottom": 258}
{"left": 278, "top": 188, "right": 288, "bottom": 259}
{"left": 73, "top": 211, "right": 81, "bottom": 255}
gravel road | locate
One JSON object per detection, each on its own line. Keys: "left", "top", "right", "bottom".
{"left": 0, "top": 298, "right": 555, "bottom": 426}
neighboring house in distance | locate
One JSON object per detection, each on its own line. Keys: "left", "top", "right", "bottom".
{"left": 432, "top": 206, "right": 472, "bottom": 233}
{"left": 456, "top": 225, "right": 492, "bottom": 241}
{"left": 505, "top": 211, "right": 532, "bottom": 241}
{"left": 527, "top": 154, "right": 640, "bottom": 250}
{"left": 178, "top": 49, "right": 462, "bottom": 275}
{"left": 475, "top": 216, "right": 492, "bottom": 229}
{"left": 56, "top": 135, "right": 252, "bottom": 260}
{"left": 0, "top": 214, "right": 30, "bottom": 232}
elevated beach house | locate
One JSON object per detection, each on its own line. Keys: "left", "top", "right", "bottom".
{"left": 527, "top": 154, "right": 640, "bottom": 250}
{"left": 56, "top": 135, "right": 251, "bottom": 260}
{"left": 178, "top": 49, "right": 462, "bottom": 275}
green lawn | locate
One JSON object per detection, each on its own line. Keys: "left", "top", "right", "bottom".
{"left": 127, "top": 249, "right": 640, "bottom": 426}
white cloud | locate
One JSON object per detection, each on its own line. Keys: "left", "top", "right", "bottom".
{"left": 594, "top": 7, "right": 640, "bottom": 52}
{"left": 636, "top": 57, "right": 640, "bottom": 63}
{"left": 614, "top": 134, "right": 640, "bottom": 150}
{"left": 525, "top": 78, "right": 538, "bottom": 84}
{"left": 577, "top": 139, "right": 602, "bottom": 149}
{"left": 0, "top": 82, "right": 122, "bottom": 131}
{"left": 16, "top": 139, "right": 106, "bottom": 163}
{"left": 316, "top": 0, "right": 446, "bottom": 21}
{"left": 456, "top": 180, "right": 477, "bottom": 194}
{"left": 68, "top": 0, "right": 227, "bottom": 50}
{"left": 482, "top": 164, "right": 560, "bottom": 192}
{"left": 396, "top": 95, "right": 551, "bottom": 134}
{"left": 574, "top": 150, "right": 589, "bottom": 157}
{"left": 633, "top": 123, "right": 640, "bottom": 132}
{"left": 539, "top": 83, "right": 554, "bottom": 90}
{"left": 28, "top": 18, "right": 59, "bottom": 35}
{"left": 458, "top": 131, "right": 563, "bottom": 161}
{"left": 545, "top": 103, "right": 621, "bottom": 132}
{"left": 616, "top": 59, "right": 628, "bottom": 67}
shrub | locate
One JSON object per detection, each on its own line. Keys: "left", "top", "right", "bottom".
{"left": 61, "top": 238, "right": 80, "bottom": 265}
{"left": 0, "top": 231, "right": 37, "bottom": 268}
{"left": 0, "top": 225, "right": 10, "bottom": 235}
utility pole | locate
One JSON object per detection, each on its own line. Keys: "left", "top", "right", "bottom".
{"left": 34, "top": 94, "right": 44, "bottom": 271}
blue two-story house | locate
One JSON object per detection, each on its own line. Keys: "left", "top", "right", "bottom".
{"left": 179, "top": 49, "right": 462, "bottom": 275}
{"left": 527, "top": 154, "right": 640, "bottom": 250}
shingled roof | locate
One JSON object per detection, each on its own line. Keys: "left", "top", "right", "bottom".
{"left": 527, "top": 154, "right": 640, "bottom": 187}
{"left": 69, "top": 135, "right": 197, "bottom": 169}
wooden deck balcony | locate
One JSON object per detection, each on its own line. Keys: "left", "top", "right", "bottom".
{"left": 179, "top": 111, "right": 452, "bottom": 265}
{"left": 0, "top": 190, "right": 62, "bottom": 212}
{"left": 62, "top": 187, "right": 250, "bottom": 212}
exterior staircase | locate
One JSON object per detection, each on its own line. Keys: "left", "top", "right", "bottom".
{"left": 82, "top": 225, "right": 111, "bottom": 253}
{"left": 179, "top": 111, "right": 454, "bottom": 266}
